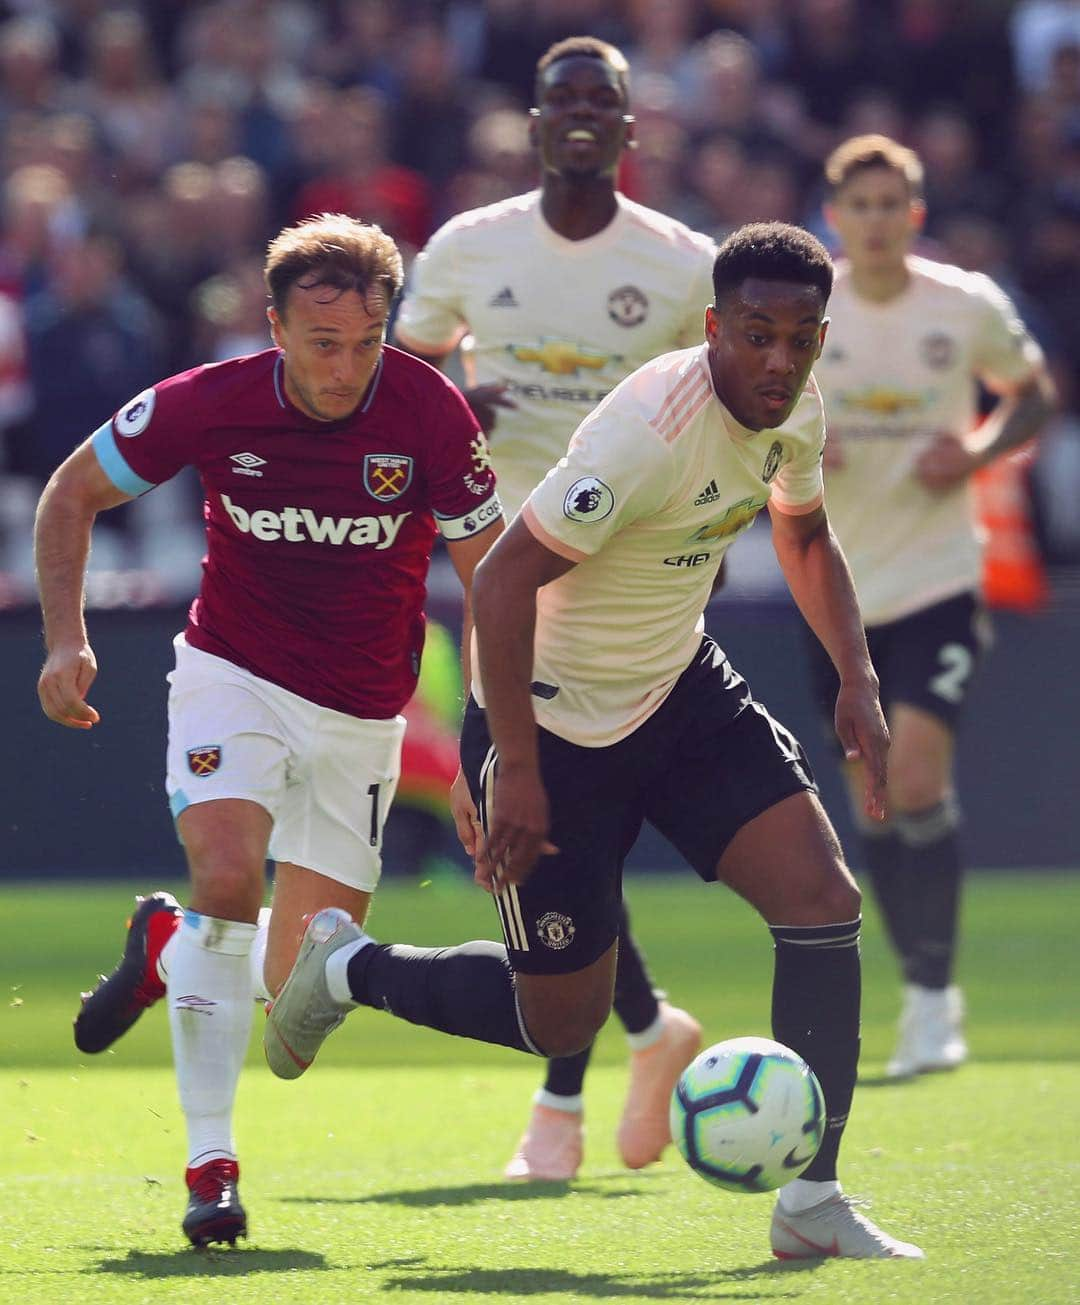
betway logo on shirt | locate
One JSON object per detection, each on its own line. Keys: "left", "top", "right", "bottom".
{"left": 220, "top": 493, "right": 408, "bottom": 550}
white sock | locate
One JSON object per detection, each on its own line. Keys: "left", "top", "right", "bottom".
{"left": 161, "top": 909, "right": 273, "bottom": 1003}
{"left": 534, "top": 1088, "right": 583, "bottom": 1114}
{"left": 324, "top": 936, "right": 370, "bottom": 1005}
{"left": 626, "top": 1009, "right": 665, "bottom": 1052}
{"left": 778, "top": 1177, "right": 842, "bottom": 1213}
{"left": 249, "top": 907, "right": 272, "bottom": 1002}
{"left": 167, "top": 910, "right": 258, "bottom": 1169}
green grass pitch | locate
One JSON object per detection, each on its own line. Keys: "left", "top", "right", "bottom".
{"left": 2, "top": 872, "right": 1078, "bottom": 1304}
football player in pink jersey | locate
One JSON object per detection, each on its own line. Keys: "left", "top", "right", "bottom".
{"left": 394, "top": 35, "right": 709, "bottom": 1183}
{"left": 35, "top": 213, "right": 503, "bottom": 1246}
{"left": 809, "top": 136, "right": 1056, "bottom": 1079}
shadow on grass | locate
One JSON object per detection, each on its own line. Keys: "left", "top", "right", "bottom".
{"left": 281, "top": 1173, "right": 663, "bottom": 1209}
{"left": 90, "top": 1247, "right": 329, "bottom": 1279}
{"left": 856, "top": 1071, "right": 937, "bottom": 1089}
{"left": 379, "top": 1259, "right": 821, "bottom": 1298}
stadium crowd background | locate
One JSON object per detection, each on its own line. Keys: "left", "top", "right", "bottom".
{"left": 0, "top": 0, "right": 1077, "bottom": 603}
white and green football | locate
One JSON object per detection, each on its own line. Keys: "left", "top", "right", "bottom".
{"left": 670, "top": 1036, "right": 825, "bottom": 1193}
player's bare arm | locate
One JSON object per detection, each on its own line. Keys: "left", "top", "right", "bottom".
{"left": 470, "top": 515, "right": 575, "bottom": 887}
{"left": 915, "top": 364, "right": 1057, "bottom": 493}
{"left": 34, "top": 439, "right": 134, "bottom": 729}
{"left": 444, "top": 515, "right": 506, "bottom": 858}
{"left": 768, "top": 500, "right": 888, "bottom": 821}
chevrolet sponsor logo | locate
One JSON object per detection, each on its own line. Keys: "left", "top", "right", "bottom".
{"left": 508, "top": 339, "right": 617, "bottom": 376}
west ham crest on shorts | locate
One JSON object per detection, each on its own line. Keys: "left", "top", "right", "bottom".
{"left": 187, "top": 745, "right": 222, "bottom": 777}
{"left": 364, "top": 453, "right": 414, "bottom": 502}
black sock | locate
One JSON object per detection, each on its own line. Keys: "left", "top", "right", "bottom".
{"left": 895, "top": 804, "right": 962, "bottom": 989}
{"left": 861, "top": 828, "right": 915, "bottom": 974}
{"left": 770, "top": 919, "right": 862, "bottom": 1184}
{"left": 612, "top": 901, "right": 661, "bottom": 1034}
{"left": 347, "top": 939, "right": 544, "bottom": 1055}
{"left": 543, "top": 1045, "right": 593, "bottom": 1097}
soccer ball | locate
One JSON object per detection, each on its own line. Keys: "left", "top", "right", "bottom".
{"left": 669, "top": 1036, "right": 825, "bottom": 1193}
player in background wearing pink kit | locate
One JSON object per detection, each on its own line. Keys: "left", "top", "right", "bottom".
{"left": 810, "top": 136, "right": 1056, "bottom": 1078}
{"left": 35, "top": 214, "right": 503, "bottom": 1246}
{"left": 394, "top": 36, "right": 709, "bottom": 1183}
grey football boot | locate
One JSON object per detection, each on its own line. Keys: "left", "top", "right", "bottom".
{"left": 264, "top": 907, "right": 365, "bottom": 1079}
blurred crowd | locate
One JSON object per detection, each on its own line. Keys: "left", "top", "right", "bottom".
{"left": 0, "top": 0, "right": 1077, "bottom": 602}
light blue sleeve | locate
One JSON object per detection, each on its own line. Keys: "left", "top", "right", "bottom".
{"left": 91, "top": 422, "right": 155, "bottom": 496}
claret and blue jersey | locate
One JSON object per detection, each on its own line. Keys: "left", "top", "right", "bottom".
{"left": 92, "top": 345, "right": 500, "bottom": 721}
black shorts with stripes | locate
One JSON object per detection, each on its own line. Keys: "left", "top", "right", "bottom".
{"left": 460, "top": 636, "right": 817, "bottom": 976}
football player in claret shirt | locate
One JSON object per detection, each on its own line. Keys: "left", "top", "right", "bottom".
{"left": 34, "top": 214, "right": 503, "bottom": 1246}
{"left": 809, "top": 135, "right": 1056, "bottom": 1080}
{"left": 265, "top": 223, "right": 924, "bottom": 1261}
{"left": 394, "top": 34, "right": 712, "bottom": 1183}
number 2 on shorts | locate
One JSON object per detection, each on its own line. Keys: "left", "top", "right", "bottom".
{"left": 929, "top": 642, "right": 974, "bottom": 704}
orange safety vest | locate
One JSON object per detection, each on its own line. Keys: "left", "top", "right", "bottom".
{"left": 972, "top": 440, "right": 1048, "bottom": 612}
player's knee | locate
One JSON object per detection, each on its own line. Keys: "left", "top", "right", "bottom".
{"left": 824, "top": 872, "right": 862, "bottom": 922}
{"left": 186, "top": 859, "right": 264, "bottom": 920}
{"left": 779, "top": 860, "right": 861, "bottom": 925}
{"left": 521, "top": 989, "right": 610, "bottom": 1059}
{"left": 534, "top": 1018, "right": 602, "bottom": 1059}
{"left": 888, "top": 757, "right": 950, "bottom": 812}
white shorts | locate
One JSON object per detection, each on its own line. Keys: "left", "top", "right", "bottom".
{"left": 165, "top": 635, "right": 405, "bottom": 891}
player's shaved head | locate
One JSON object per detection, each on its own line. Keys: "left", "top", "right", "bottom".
{"left": 265, "top": 213, "right": 404, "bottom": 320}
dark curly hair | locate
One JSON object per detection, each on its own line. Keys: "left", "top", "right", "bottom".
{"left": 712, "top": 222, "right": 833, "bottom": 307}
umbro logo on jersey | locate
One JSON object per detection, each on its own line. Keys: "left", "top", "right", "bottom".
{"left": 489, "top": 286, "right": 518, "bottom": 308}
{"left": 694, "top": 478, "right": 722, "bottom": 505}
{"left": 230, "top": 452, "right": 266, "bottom": 477}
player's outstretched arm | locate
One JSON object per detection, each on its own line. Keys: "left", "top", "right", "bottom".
{"left": 445, "top": 518, "right": 506, "bottom": 874}
{"left": 34, "top": 439, "right": 134, "bottom": 729}
{"left": 471, "top": 517, "right": 574, "bottom": 886}
{"left": 768, "top": 502, "right": 888, "bottom": 822}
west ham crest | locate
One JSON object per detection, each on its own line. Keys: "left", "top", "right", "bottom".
{"left": 187, "top": 745, "right": 221, "bottom": 777}
{"left": 364, "top": 453, "right": 414, "bottom": 502}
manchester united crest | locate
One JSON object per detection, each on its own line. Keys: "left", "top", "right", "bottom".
{"left": 187, "top": 745, "right": 222, "bottom": 777}
{"left": 364, "top": 453, "right": 414, "bottom": 501}
{"left": 536, "top": 911, "right": 576, "bottom": 950}
{"left": 762, "top": 440, "right": 784, "bottom": 483}
{"left": 607, "top": 285, "right": 648, "bottom": 327}
{"left": 920, "top": 332, "right": 956, "bottom": 370}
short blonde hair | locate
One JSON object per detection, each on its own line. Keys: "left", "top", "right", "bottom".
{"left": 264, "top": 213, "right": 404, "bottom": 318}
{"left": 825, "top": 134, "right": 924, "bottom": 199}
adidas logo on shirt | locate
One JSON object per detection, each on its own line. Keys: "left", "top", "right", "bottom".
{"left": 489, "top": 286, "right": 518, "bottom": 308}
{"left": 694, "top": 478, "right": 722, "bottom": 506}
